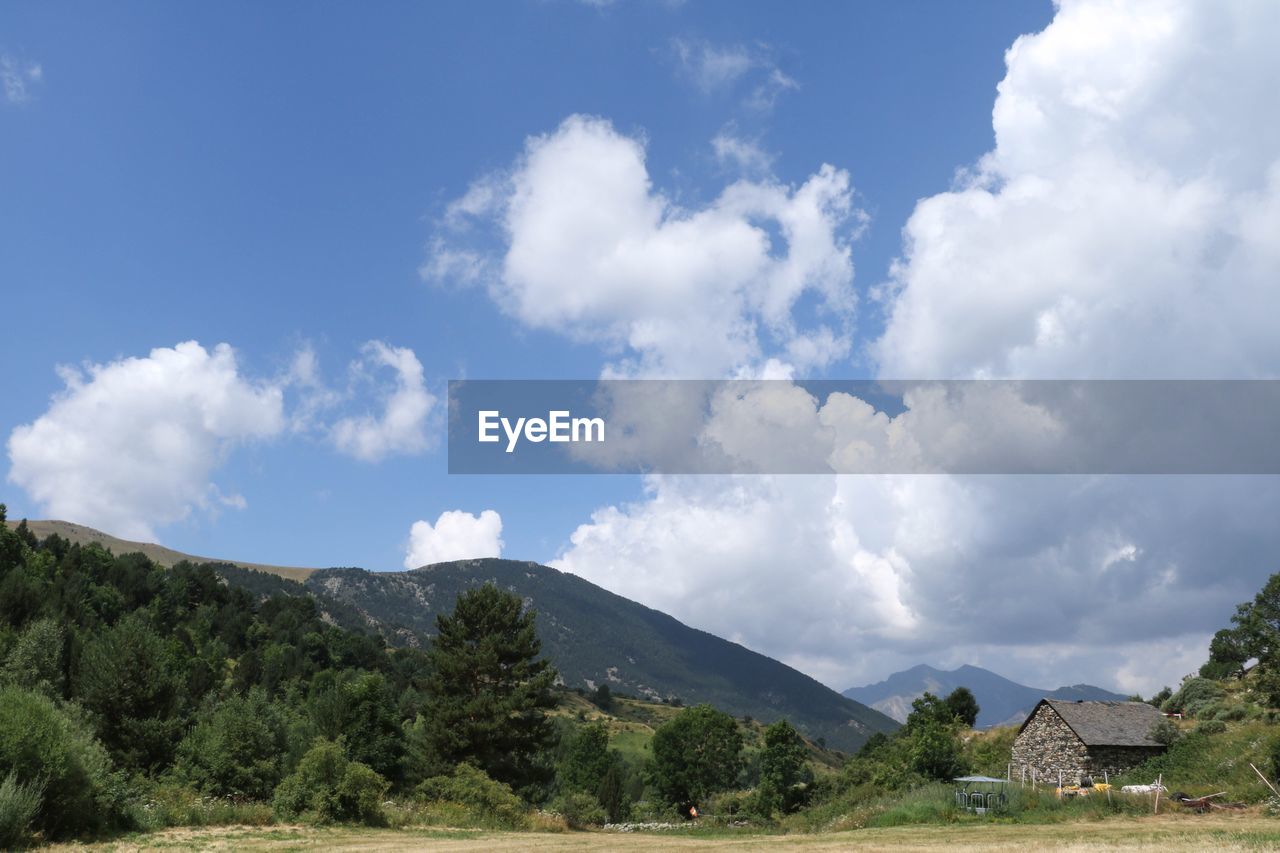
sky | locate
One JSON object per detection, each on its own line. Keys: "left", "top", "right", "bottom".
{"left": 4, "top": 0, "right": 1280, "bottom": 697}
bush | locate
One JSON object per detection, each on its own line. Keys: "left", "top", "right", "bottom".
{"left": 174, "top": 688, "right": 290, "bottom": 800}
{"left": 550, "top": 790, "right": 606, "bottom": 828}
{"left": 1214, "top": 704, "right": 1248, "bottom": 722}
{"left": 1194, "top": 719, "right": 1227, "bottom": 735}
{"left": 130, "top": 783, "right": 273, "bottom": 830}
{"left": 0, "top": 771, "right": 42, "bottom": 849}
{"left": 1166, "top": 678, "right": 1224, "bottom": 717}
{"left": 272, "top": 739, "right": 388, "bottom": 825}
{"left": 416, "top": 763, "right": 530, "bottom": 830}
{"left": 0, "top": 685, "right": 126, "bottom": 838}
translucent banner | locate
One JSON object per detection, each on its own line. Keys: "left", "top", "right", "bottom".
{"left": 447, "top": 380, "right": 1280, "bottom": 475}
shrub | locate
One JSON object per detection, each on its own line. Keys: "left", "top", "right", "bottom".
{"left": 1150, "top": 718, "right": 1182, "bottom": 746}
{"left": 130, "top": 783, "right": 273, "bottom": 830}
{"left": 0, "top": 685, "right": 126, "bottom": 838}
{"left": 0, "top": 771, "right": 42, "bottom": 849}
{"left": 174, "top": 688, "right": 290, "bottom": 800}
{"left": 1214, "top": 704, "right": 1248, "bottom": 722}
{"left": 272, "top": 739, "right": 388, "bottom": 825}
{"left": 416, "top": 763, "right": 530, "bottom": 829}
{"left": 1166, "top": 678, "right": 1224, "bottom": 717}
{"left": 1194, "top": 719, "right": 1227, "bottom": 735}
{"left": 550, "top": 790, "right": 606, "bottom": 828}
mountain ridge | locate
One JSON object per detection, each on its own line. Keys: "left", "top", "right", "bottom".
{"left": 5, "top": 518, "right": 896, "bottom": 752}
{"left": 843, "top": 663, "right": 1128, "bottom": 727}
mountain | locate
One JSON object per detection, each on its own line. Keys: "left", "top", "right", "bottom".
{"left": 6, "top": 519, "right": 897, "bottom": 752}
{"left": 843, "top": 663, "right": 1128, "bottom": 728}
{"left": 306, "top": 561, "right": 898, "bottom": 752}
{"left": 4, "top": 519, "right": 314, "bottom": 581}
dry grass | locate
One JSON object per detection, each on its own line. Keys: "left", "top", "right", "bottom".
{"left": 3, "top": 519, "right": 315, "bottom": 581}
{"left": 43, "top": 813, "right": 1280, "bottom": 851}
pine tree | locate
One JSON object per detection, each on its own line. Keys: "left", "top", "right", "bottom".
{"left": 414, "top": 583, "right": 558, "bottom": 795}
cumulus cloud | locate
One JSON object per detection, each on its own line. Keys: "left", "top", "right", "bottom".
{"left": 330, "top": 341, "right": 436, "bottom": 462}
{"left": 427, "top": 114, "right": 860, "bottom": 377}
{"left": 555, "top": 473, "right": 1280, "bottom": 694}
{"left": 404, "top": 509, "right": 504, "bottom": 568}
{"left": 526, "top": 0, "right": 1280, "bottom": 694}
{"left": 6, "top": 342, "right": 284, "bottom": 540}
{"left": 1, "top": 55, "right": 41, "bottom": 104}
{"left": 875, "top": 0, "right": 1280, "bottom": 378}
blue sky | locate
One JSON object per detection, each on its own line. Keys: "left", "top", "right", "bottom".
{"left": 6, "top": 1, "right": 1280, "bottom": 694}
{"left": 1, "top": 0, "right": 1052, "bottom": 567}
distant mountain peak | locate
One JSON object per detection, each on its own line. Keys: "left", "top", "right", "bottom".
{"left": 843, "top": 663, "right": 1126, "bottom": 727}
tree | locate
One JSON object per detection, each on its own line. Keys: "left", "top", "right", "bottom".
{"left": 1201, "top": 628, "right": 1250, "bottom": 679}
{"left": 944, "top": 687, "right": 980, "bottom": 727}
{"left": 590, "top": 683, "right": 613, "bottom": 711}
{"left": 757, "top": 719, "right": 810, "bottom": 815}
{"left": 76, "top": 612, "right": 186, "bottom": 771}
{"left": 649, "top": 704, "right": 743, "bottom": 811}
{"left": 908, "top": 720, "right": 966, "bottom": 781}
{"left": 412, "top": 584, "right": 557, "bottom": 795}
{"left": 2, "top": 617, "right": 65, "bottom": 697}
{"left": 557, "top": 723, "right": 629, "bottom": 821}
{"left": 174, "top": 688, "right": 290, "bottom": 800}
{"left": 904, "top": 691, "right": 967, "bottom": 781}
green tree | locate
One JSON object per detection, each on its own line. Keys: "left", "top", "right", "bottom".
{"left": 556, "top": 723, "right": 629, "bottom": 820}
{"left": 2, "top": 617, "right": 65, "bottom": 697}
{"left": 757, "top": 719, "right": 810, "bottom": 815}
{"left": 412, "top": 584, "right": 557, "bottom": 795}
{"left": 904, "top": 692, "right": 967, "bottom": 781}
{"left": 944, "top": 687, "right": 980, "bottom": 727}
{"left": 174, "top": 688, "right": 290, "bottom": 799}
{"left": 649, "top": 704, "right": 743, "bottom": 811}
{"left": 1200, "top": 628, "right": 1250, "bottom": 679}
{"left": 908, "top": 720, "right": 966, "bottom": 781}
{"left": 0, "top": 685, "right": 123, "bottom": 838}
{"left": 308, "top": 671, "right": 404, "bottom": 782}
{"left": 76, "top": 612, "right": 186, "bottom": 771}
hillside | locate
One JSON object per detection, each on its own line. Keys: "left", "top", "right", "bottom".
{"left": 5, "top": 518, "right": 896, "bottom": 752}
{"left": 4, "top": 519, "right": 315, "bottom": 581}
{"left": 307, "top": 560, "right": 898, "bottom": 752}
{"left": 844, "top": 663, "right": 1127, "bottom": 728}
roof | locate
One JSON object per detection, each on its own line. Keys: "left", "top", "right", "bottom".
{"left": 1018, "top": 699, "right": 1165, "bottom": 748}
{"left": 954, "top": 775, "right": 1008, "bottom": 783}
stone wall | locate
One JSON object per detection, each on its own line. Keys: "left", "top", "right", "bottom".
{"left": 1011, "top": 703, "right": 1165, "bottom": 784}
{"left": 1011, "top": 703, "right": 1089, "bottom": 783}
{"left": 1084, "top": 745, "right": 1164, "bottom": 778}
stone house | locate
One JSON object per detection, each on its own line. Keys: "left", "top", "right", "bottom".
{"left": 1011, "top": 699, "right": 1166, "bottom": 784}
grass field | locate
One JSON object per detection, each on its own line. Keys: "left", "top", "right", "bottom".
{"left": 44, "top": 814, "right": 1280, "bottom": 851}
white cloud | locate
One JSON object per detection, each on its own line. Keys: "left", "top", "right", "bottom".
{"left": 6, "top": 342, "right": 284, "bottom": 540}
{"left": 711, "top": 130, "right": 775, "bottom": 175}
{"left": 330, "top": 341, "right": 435, "bottom": 462}
{"left": 427, "top": 114, "right": 859, "bottom": 377}
{"left": 875, "top": 0, "right": 1280, "bottom": 379}
{"left": 530, "top": 0, "right": 1280, "bottom": 694}
{"left": 668, "top": 39, "right": 798, "bottom": 113}
{"left": 1, "top": 55, "right": 41, "bottom": 104}
{"left": 670, "top": 38, "right": 756, "bottom": 93}
{"left": 404, "top": 509, "right": 504, "bottom": 567}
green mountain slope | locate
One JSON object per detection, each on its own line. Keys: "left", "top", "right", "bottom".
{"left": 306, "top": 560, "right": 897, "bottom": 752}
{"left": 5, "top": 519, "right": 896, "bottom": 752}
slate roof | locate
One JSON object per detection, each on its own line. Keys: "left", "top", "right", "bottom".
{"left": 1018, "top": 699, "right": 1165, "bottom": 748}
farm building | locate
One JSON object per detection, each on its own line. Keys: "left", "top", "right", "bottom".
{"left": 1011, "top": 699, "right": 1166, "bottom": 784}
